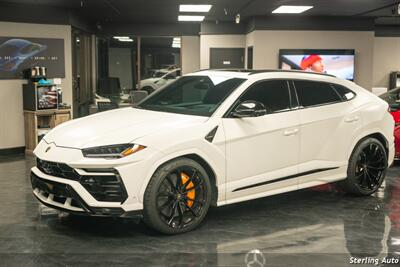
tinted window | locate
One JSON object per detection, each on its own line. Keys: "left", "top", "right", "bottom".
{"left": 294, "top": 80, "right": 341, "bottom": 107}
{"left": 331, "top": 84, "right": 355, "bottom": 100}
{"left": 239, "top": 80, "right": 291, "bottom": 113}
{"left": 138, "top": 76, "right": 245, "bottom": 116}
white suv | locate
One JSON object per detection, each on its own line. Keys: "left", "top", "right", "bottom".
{"left": 31, "top": 70, "right": 394, "bottom": 234}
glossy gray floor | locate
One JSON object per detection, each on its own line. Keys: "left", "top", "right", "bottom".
{"left": 0, "top": 155, "right": 399, "bottom": 267}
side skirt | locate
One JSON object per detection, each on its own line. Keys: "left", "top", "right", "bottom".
{"left": 232, "top": 167, "right": 339, "bottom": 192}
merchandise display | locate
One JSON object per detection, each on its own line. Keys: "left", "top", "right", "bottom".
{"left": 30, "top": 69, "right": 394, "bottom": 234}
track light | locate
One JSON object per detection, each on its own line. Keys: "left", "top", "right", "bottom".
{"left": 235, "top": 14, "right": 240, "bottom": 24}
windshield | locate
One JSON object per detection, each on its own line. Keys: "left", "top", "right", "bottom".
{"left": 380, "top": 87, "right": 400, "bottom": 106}
{"left": 136, "top": 75, "right": 246, "bottom": 116}
{"left": 153, "top": 71, "right": 167, "bottom": 78}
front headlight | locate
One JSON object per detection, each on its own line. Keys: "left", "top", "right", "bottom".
{"left": 82, "top": 144, "right": 146, "bottom": 159}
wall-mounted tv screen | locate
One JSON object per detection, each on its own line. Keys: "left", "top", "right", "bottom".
{"left": 279, "top": 49, "right": 355, "bottom": 81}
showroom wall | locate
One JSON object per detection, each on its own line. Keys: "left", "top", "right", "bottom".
{"left": 200, "top": 35, "right": 245, "bottom": 69}
{"left": 181, "top": 36, "right": 200, "bottom": 74}
{"left": 0, "top": 21, "right": 72, "bottom": 150}
{"left": 200, "top": 30, "right": 375, "bottom": 89}
{"left": 373, "top": 37, "right": 400, "bottom": 88}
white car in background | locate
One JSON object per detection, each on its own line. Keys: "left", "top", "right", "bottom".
{"left": 31, "top": 69, "right": 394, "bottom": 234}
{"left": 140, "top": 68, "right": 181, "bottom": 94}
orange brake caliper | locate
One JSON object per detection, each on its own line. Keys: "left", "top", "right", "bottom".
{"left": 180, "top": 172, "right": 195, "bottom": 207}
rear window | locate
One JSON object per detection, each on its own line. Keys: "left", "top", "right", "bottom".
{"left": 294, "top": 80, "right": 342, "bottom": 108}
{"left": 331, "top": 84, "right": 356, "bottom": 101}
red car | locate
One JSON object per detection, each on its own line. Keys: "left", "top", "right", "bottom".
{"left": 380, "top": 88, "right": 400, "bottom": 159}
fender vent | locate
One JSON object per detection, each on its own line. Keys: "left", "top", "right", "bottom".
{"left": 205, "top": 126, "right": 218, "bottom": 143}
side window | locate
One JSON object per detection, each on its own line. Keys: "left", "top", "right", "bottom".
{"left": 239, "top": 80, "right": 291, "bottom": 113}
{"left": 331, "top": 84, "right": 356, "bottom": 101}
{"left": 294, "top": 80, "right": 341, "bottom": 108}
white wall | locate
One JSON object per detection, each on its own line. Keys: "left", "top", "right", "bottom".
{"left": 181, "top": 36, "right": 200, "bottom": 74}
{"left": 200, "top": 35, "right": 245, "bottom": 69}
{"left": 0, "top": 22, "right": 72, "bottom": 149}
{"left": 252, "top": 30, "right": 375, "bottom": 90}
{"left": 373, "top": 37, "right": 400, "bottom": 89}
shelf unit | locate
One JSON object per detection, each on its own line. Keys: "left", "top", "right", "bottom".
{"left": 23, "top": 109, "right": 71, "bottom": 155}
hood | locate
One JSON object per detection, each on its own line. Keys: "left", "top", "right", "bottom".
{"left": 141, "top": 77, "right": 160, "bottom": 84}
{"left": 44, "top": 108, "right": 208, "bottom": 149}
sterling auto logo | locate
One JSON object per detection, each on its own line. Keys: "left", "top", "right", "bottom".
{"left": 45, "top": 146, "right": 51, "bottom": 153}
{"left": 245, "top": 249, "right": 266, "bottom": 267}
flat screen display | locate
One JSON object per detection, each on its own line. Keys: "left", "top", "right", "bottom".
{"left": 37, "top": 86, "right": 57, "bottom": 110}
{"left": 279, "top": 49, "right": 355, "bottom": 81}
{"left": 0, "top": 37, "right": 65, "bottom": 79}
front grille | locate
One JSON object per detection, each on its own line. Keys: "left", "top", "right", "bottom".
{"left": 36, "top": 158, "right": 128, "bottom": 203}
{"left": 31, "top": 172, "right": 87, "bottom": 211}
{"left": 36, "top": 158, "right": 79, "bottom": 180}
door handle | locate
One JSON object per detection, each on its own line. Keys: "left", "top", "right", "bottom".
{"left": 345, "top": 116, "right": 359, "bottom": 123}
{"left": 283, "top": 129, "right": 299, "bottom": 136}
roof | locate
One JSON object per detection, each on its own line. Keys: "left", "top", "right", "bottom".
{"left": 192, "top": 69, "right": 337, "bottom": 79}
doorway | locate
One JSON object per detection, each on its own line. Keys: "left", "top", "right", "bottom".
{"left": 247, "top": 47, "right": 253, "bottom": 69}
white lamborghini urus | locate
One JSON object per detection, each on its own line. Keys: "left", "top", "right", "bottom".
{"left": 31, "top": 70, "right": 395, "bottom": 234}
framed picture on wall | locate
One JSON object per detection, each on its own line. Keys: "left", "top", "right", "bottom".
{"left": 0, "top": 37, "right": 65, "bottom": 79}
{"left": 279, "top": 49, "right": 355, "bottom": 81}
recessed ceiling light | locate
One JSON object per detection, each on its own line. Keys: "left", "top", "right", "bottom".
{"left": 272, "top": 5, "right": 313, "bottom": 14}
{"left": 119, "top": 38, "right": 133, "bottom": 42}
{"left": 172, "top": 43, "right": 181, "bottom": 48}
{"left": 113, "top": 36, "right": 130, "bottom": 39}
{"left": 178, "top": 15, "right": 205, "bottom": 22}
{"left": 179, "top": 5, "right": 212, "bottom": 13}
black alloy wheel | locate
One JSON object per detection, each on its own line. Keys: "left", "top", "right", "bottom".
{"left": 143, "top": 158, "right": 212, "bottom": 234}
{"left": 354, "top": 143, "right": 387, "bottom": 192}
{"left": 339, "top": 137, "right": 388, "bottom": 196}
{"left": 156, "top": 166, "right": 206, "bottom": 229}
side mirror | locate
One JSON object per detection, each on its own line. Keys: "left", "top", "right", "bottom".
{"left": 231, "top": 100, "right": 267, "bottom": 118}
{"left": 390, "top": 102, "right": 400, "bottom": 112}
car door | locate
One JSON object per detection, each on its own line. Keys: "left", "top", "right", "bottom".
{"left": 222, "top": 79, "right": 300, "bottom": 202}
{"left": 291, "top": 80, "right": 360, "bottom": 187}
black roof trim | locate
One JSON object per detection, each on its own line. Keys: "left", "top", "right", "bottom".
{"left": 249, "top": 69, "right": 336, "bottom": 78}
{"left": 194, "top": 68, "right": 336, "bottom": 78}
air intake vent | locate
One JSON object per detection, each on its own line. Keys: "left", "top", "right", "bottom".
{"left": 205, "top": 126, "right": 218, "bottom": 143}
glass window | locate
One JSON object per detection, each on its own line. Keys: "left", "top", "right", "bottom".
{"left": 331, "top": 84, "right": 355, "bottom": 100}
{"left": 138, "top": 76, "right": 246, "bottom": 117}
{"left": 140, "top": 37, "right": 181, "bottom": 95}
{"left": 238, "top": 80, "right": 291, "bottom": 113}
{"left": 294, "top": 80, "right": 341, "bottom": 107}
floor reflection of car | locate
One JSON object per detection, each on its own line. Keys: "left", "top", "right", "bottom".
{"left": 140, "top": 68, "right": 181, "bottom": 94}
{"left": 380, "top": 87, "right": 400, "bottom": 159}
{"left": 0, "top": 39, "right": 46, "bottom": 71}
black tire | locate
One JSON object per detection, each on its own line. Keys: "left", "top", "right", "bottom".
{"left": 339, "top": 137, "right": 388, "bottom": 196}
{"left": 143, "top": 157, "right": 212, "bottom": 234}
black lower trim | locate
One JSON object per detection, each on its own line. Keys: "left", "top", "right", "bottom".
{"left": 0, "top": 146, "right": 25, "bottom": 156}
{"left": 232, "top": 167, "right": 339, "bottom": 192}
{"left": 31, "top": 172, "right": 142, "bottom": 219}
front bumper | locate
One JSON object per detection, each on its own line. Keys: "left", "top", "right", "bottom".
{"left": 31, "top": 170, "right": 142, "bottom": 218}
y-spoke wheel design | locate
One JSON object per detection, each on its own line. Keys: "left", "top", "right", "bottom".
{"left": 355, "top": 143, "right": 387, "bottom": 191}
{"left": 339, "top": 137, "right": 388, "bottom": 196}
{"left": 156, "top": 167, "right": 206, "bottom": 229}
{"left": 143, "top": 158, "right": 212, "bottom": 234}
